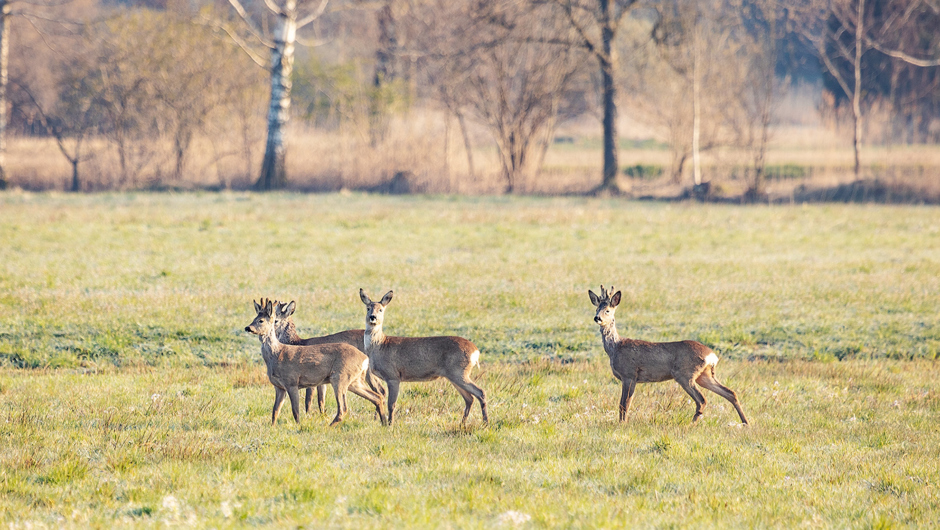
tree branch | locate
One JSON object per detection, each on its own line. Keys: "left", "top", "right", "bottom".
{"left": 868, "top": 39, "right": 940, "bottom": 67}
{"left": 297, "top": 0, "right": 329, "bottom": 28}
{"left": 226, "top": 0, "right": 269, "bottom": 43}
{"left": 197, "top": 14, "right": 270, "bottom": 66}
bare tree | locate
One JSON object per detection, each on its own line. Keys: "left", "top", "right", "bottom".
{"left": 218, "top": 0, "right": 331, "bottom": 190}
{"left": 418, "top": 1, "right": 584, "bottom": 192}
{"left": 542, "top": 0, "right": 641, "bottom": 194}
{"left": 13, "top": 72, "right": 98, "bottom": 191}
{"left": 0, "top": 0, "right": 77, "bottom": 188}
{"left": 724, "top": 0, "right": 785, "bottom": 200}
{"left": 789, "top": 0, "right": 873, "bottom": 180}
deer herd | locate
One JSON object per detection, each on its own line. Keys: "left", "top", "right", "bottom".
{"left": 245, "top": 286, "right": 748, "bottom": 428}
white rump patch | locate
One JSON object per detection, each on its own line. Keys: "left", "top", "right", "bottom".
{"left": 362, "top": 357, "right": 370, "bottom": 372}
{"left": 705, "top": 353, "right": 719, "bottom": 366}
{"left": 470, "top": 350, "right": 480, "bottom": 367}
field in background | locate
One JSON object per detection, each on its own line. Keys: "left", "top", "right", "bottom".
{"left": 7, "top": 109, "right": 940, "bottom": 199}
{"left": 1, "top": 193, "right": 938, "bottom": 526}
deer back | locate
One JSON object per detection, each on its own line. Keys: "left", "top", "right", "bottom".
{"left": 296, "top": 329, "right": 366, "bottom": 352}
{"left": 370, "top": 335, "right": 478, "bottom": 382}
{"left": 266, "top": 342, "right": 369, "bottom": 389}
{"left": 609, "top": 339, "right": 715, "bottom": 383}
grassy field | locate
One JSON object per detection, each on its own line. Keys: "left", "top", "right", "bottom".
{"left": 1, "top": 192, "right": 938, "bottom": 527}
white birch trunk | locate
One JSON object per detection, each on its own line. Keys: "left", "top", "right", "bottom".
{"left": 852, "top": 0, "right": 865, "bottom": 180}
{"left": 257, "top": 2, "right": 296, "bottom": 190}
{"left": 0, "top": 1, "right": 10, "bottom": 188}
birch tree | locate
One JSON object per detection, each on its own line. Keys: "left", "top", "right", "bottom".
{"left": 220, "top": 0, "right": 330, "bottom": 190}
{"left": 790, "top": 0, "right": 872, "bottom": 180}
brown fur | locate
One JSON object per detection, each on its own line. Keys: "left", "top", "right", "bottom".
{"left": 246, "top": 299, "right": 387, "bottom": 426}
{"left": 273, "top": 300, "right": 385, "bottom": 415}
{"left": 589, "top": 286, "right": 749, "bottom": 424}
{"left": 360, "top": 289, "right": 488, "bottom": 425}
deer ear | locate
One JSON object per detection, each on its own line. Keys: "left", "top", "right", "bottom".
{"left": 610, "top": 291, "right": 622, "bottom": 308}
{"left": 254, "top": 299, "right": 262, "bottom": 313}
{"left": 282, "top": 301, "right": 296, "bottom": 318}
{"left": 264, "top": 299, "right": 273, "bottom": 315}
{"left": 588, "top": 290, "right": 600, "bottom": 307}
{"left": 359, "top": 289, "right": 372, "bottom": 305}
{"left": 380, "top": 290, "right": 394, "bottom": 305}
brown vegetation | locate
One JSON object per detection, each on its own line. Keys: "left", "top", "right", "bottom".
{"left": 2, "top": 0, "right": 938, "bottom": 200}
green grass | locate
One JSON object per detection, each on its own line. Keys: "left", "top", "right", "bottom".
{"left": 1, "top": 192, "right": 938, "bottom": 527}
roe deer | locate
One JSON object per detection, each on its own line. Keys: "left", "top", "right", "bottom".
{"left": 588, "top": 286, "right": 749, "bottom": 425}
{"left": 271, "top": 300, "right": 385, "bottom": 415}
{"left": 245, "top": 299, "right": 388, "bottom": 426}
{"left": 359, "top": 289, "right": 488, "bottom": 425}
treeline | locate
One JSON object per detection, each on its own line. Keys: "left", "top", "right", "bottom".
{"left": 5, "top": 0, "right": 940, "bottom": 195}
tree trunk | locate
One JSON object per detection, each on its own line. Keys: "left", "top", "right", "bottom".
{"left": 256, "top": 4, "right": 296, "bottom": 191}
{"left": 71, "top": 158, "right": 80, "bottom": 192}
{"left": 691, "top": 32, "right": 702, "bottom": 187}
{"left": 370, "top": 0, "right": 396, "bottom": 147}
{"left": 0, "top": 1, "right": 9, "bottom": 189}
{"left": 852, "top": 0, "right": 865, "bottom": 180}
{"left": 599, "top": 4, "right": 619, "bottom": 193}
{"left": 455, "top": 109, "right": 475, "bottom": 179}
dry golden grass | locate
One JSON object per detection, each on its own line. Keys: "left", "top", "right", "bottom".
{"left": 6, "top": 111, "right": 940, "bottom": 198}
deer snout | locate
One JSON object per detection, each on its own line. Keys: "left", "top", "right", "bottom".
{"left": 244, "top": 326, "right": 252, "bottom": 333}
{"left": 368, "top": 315, "right": 377, "bottom": 324}
{"left": 594, "top": 316, "right": 602, "bottom": 324}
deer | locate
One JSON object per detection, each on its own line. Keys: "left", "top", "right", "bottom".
{"left": 588, "top": 285, "right": 749, "bottom": 425}
{"left": 245, "top": 299, "right": 388, "bottom": 426}
{"left": 271, "top": 300, "right": 385, "bottom": 415}
{"left": 359, "top": 289, "right": 488, "bottom": 425}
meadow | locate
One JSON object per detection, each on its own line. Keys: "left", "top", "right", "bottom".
{"left": 0, "top": 192, "right": 938, "bottom": 527}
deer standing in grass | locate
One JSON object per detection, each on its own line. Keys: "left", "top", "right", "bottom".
{"left": 245, "top": 299, "right": 388, "bottom": 426}
{"left": 272, "top": 301, "right": 385, "bottom": 415}
{"left": 589, "top": 286, "right": 749, "bottom": 425}
{"left": 359, "top": 289, "right": 488, "bottom": 425}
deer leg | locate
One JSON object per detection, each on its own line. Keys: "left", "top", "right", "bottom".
{"left": 304, "top": 387, "right": 313, "bottom": 414}
{"left": 365, "top": 370, "right": 387, "bottom": 400}
{"left": 348, "top": 378, "right": 388, "bottom": 426}
{"left": 286, "top": 386, "right": 302, "bottom": 424}
{"left": 676, "top": 378, "right": 707, "bottom": 422}
{"left": 619, "top": 379, "right": 637, "bottom": 422}
{"left": 452, "top": 379, "right": 488, "bottom": 424}
{"left": 697, "top": 368, "right": 749, "bottom": 424}
{"left": 272, "top": 387, "right": 287, "bottom": 425}
{"left": 330, "top": 378, "right": 349, "bottom": 426}
{"left": 452, "top": 385, "right": 474, "bottom": 424}
{"left": 386, "top": 379, "right": 401, "bottom": 426}
{"left": 317, "top": 384, "right": 327, "bottom": 414}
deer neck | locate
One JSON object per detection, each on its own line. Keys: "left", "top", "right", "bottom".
{"left": 260, "top": 326, "right": 283, "bottom": 363}
{"left": 599, "top": 319, "right": 621, "bottom": 357}
{"left": 280, "top": 320, "right": 302, "bottom": 345}
{"left": 364, "top": 322, "right": 386, "bottom": 354}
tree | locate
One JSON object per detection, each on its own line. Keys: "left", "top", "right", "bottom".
{"left": 415, "top": 1, "right": 584, "bottom": 193}
{"left": 542, "top": 0, "right": 640, "bottom": 194}
{"left": 220, "top": 0, "right": 331, "bottom": 190}
{"left": 13, "top": 70, "right": 99, "bottom": 191}
{"left": 0, "top": 0, "right": 73, "bottom": 188}
{"left": 790, "top": 0, "right": 873, "bottom": 179}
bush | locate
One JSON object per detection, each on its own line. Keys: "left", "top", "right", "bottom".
{"left": 622, "top": 164, "right": 664, "bottom": 180}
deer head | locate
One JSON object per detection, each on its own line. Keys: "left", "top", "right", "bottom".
{"left": 246, "top": 298, "right": 279, "bottom": 337}
{"left": 588, "top": 285, "right": 622, "bottom": 326}
{"left": 360, "top": 289, "right": 394, "bottom": 327}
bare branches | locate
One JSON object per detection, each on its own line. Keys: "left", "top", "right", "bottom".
{"left": 226, "top": 0, "right": 270, "bottom": 45}
{"left": 297, "top": 0, "right": 330, "bottom": 28}
{"left": 196, "top": 14, "right": 269, "bottom": 66}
